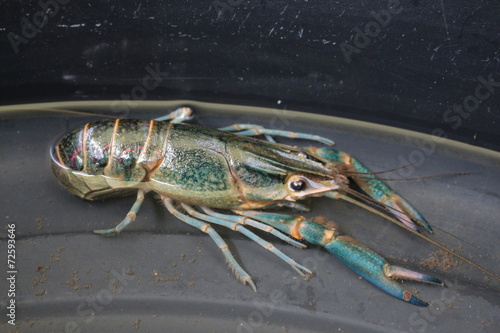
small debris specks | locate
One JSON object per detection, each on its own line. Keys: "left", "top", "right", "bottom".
{"left": 35, "top": 289, "right": 47, "bottom": 296}
{"left": 35, "top": 216, "right": 46, "bottom": 230}
{"left": 49, "top": 254, "right": 61, "bottom": 263}
{"left": 421, "top": 250, "right": 459, "bottom": 271}
{"left": 60, "top": 270, "right": 92, "bottom": 290}
{"left": 33, "top": 265, "right": 50, "bottom": 289}
{"left": 36, "top": 265, "right": 49, "bottom": 274}
{"left": 151, "top": 269, "right": 180, "bottom": 282}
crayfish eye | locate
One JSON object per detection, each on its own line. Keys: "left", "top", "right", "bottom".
{"left": 289, "top": 179, "right": 306, "bottom": 191}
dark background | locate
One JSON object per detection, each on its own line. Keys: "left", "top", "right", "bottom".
{"left": 1, "top": 0, "right": 499, "bottom": 150}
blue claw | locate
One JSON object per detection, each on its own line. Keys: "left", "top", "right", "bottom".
{"left": 305, "top": 147, "right": 434, "bottom": 233}
{"left": 236, "top": 210, "right": 443, "bottom": 306}
{"left": 325, "top": 236, "right": 444, "bottom": 306}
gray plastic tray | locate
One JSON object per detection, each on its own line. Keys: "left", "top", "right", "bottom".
{"left": 1, "top": 101, "right": 499, "bottom": 332}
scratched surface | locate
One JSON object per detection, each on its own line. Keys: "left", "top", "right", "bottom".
{"left": 0, "top": 104, "right": 499, "bottom": 332}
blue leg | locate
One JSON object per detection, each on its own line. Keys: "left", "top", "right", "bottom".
{"left": 200, "top": 207, "right": 306, "bottom": 248}
{"left": 218, "top": 123, "right": 335, "bottom": 145}
{"left": 162, "top": 197, "right": 256, "bottom": 291}
{"left": 154, "top": 107, "right": 193, "bottom": 123}
{"left": 218, "top": 124, "right": 276, "bottom": 142}
{"left": 94, "top": 189, "right": 146, "bottom": 235}
{"left": 219, "top": 124, "right": 263, "bottom": 131}
{"left": 181, "top": 204, "right": 312, "bottom": 278}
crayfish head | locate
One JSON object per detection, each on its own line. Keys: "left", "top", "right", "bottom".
{"left": 283, "top": 173, "right": 348, "bottom": 201}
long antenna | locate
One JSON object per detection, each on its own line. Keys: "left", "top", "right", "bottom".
{"left": 342, "top": 187, "right": 479, "bottom": 249}
{"left": 352, "top": 172, "right": 477, "bottom": 182}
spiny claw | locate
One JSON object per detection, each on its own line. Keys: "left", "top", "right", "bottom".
{"left": 306, "top": 147, "right": 433, "bottom": 233}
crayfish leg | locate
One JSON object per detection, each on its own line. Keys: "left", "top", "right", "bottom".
{"left": 179, "top": 204, "right": 312, "bottom": 278}
{"left": 218, "top": 123, "right": 335, "bottom": 145}
{"left": 200, "top": 207, "right": 307, "bottom": 248}
{"left": 93, "top": 189, "right": 146, "bottom": 235}
{"left": 161, "top": 197, "right": 256, "bottom": 291}
{"left": 154, "top": 107, "right": 193, "bottom": 123}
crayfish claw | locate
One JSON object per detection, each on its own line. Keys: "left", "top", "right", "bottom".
{"left": 306, "top": 147, "right": 434, "bottom": 233}
{"left": 324, "top": 235, "right": 444, "bottom": 307}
